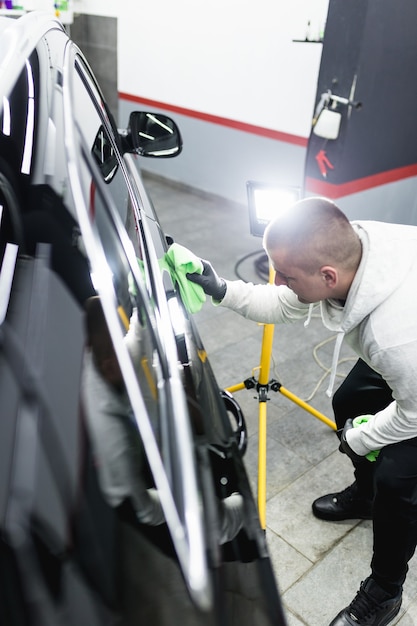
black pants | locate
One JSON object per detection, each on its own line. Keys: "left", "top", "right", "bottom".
{"left": 332, "top": 359, "right": 417, "bottom": 594}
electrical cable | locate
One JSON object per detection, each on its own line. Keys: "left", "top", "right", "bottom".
{"left": 234, "top": 250, "right": 268, "bottom": 282}
{"left": 266, "top": 318, "right": 356, "bottom": 404}
{"left": 302, "top": 333, "right": 356, "bottom": 402}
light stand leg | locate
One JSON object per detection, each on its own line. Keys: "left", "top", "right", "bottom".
{"left": 258, "top": 401, "right": 268, "bottom": 529}
{"left": 277, "top": 385, "right": 336, "bottom": 430}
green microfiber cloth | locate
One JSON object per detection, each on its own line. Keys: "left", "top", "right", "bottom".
{"left": 159, "top": 243, "right": 205, "bottom": 314}
{"left": 353, "top": 415, "right": 380, "bottom": 462}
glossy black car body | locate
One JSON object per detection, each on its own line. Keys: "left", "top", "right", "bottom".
{"left": 0, "top": 11, "right": 286, "bottom": 626}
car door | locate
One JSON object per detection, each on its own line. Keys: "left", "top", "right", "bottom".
{"left": 0, "top": 13, "right": 286, "bottom": 624}
{"left": 64, "top": 41, "right": 214, "bottom": 610}
{"left": 65, "top": 38, "right": 287, "bottom": 626}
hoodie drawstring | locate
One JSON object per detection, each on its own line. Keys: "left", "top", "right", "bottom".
{"left": 326, "top": 331, "right": 345, "bottom": 397}
{"left": 304, "top": 304, "right": 314, "bottom": 328}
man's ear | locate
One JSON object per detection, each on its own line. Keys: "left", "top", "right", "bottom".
{"left": 320, "top": 265, "right": 338, "bottom": 288}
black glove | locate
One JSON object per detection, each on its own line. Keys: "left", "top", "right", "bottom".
{"left": 339, "top": 418, "right": 365, "bottom": 463}
{"left": 187, "top": 259, "right": 227, "bottom": 301}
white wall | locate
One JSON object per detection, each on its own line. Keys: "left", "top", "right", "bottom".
{"left": 72, "top": 0, "right": 118, "bottom": 17}
{"left": 66, "top": 0, "right": 329, "bottom": 203}
{"left": 75, "top": 0, "right": 328, "bottom": 138}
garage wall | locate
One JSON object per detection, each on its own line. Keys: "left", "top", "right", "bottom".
{"left": 118, "top": 98, "right": 307, "bottom": 206}
{"left": 74, "top": 0, "right": 328, "bottom": 204}
{"left": 71, "top": 13, "right": 118, "bottom": 116}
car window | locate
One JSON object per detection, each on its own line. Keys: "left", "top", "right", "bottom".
{"left": 0, "top": 49, "right": 39, "bottom": 262}
{"left": 0, "top": 49, "right": 39, "bottom": 179}
{"left": 70, "top": 56, "right": 169, "bottom": 443}
{"left": 63, "top": 46, "right": 211, "bottom": 609}
{"left": 91, "top": 125, "right": 118, "bottom": 183}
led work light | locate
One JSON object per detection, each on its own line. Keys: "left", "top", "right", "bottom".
{"left": 247, "top": 181, "right": 301, "bottom": 238}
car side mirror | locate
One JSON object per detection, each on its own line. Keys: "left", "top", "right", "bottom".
{"left": 122, "top": 111, "right": 182, "bottom": 158}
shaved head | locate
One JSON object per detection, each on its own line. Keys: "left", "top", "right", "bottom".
{"left": 263, "top": 197, "right": 361, "bottom": 274}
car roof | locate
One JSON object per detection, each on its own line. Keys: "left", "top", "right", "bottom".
{"left": 0, "top": 12, "right": 65, "bottom": 105}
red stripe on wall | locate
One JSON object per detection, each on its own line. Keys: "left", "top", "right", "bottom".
{"left": 118, "top": 92, "right": 308, "bottom": 147}
{"left": 305, "top": 163, "right": 417, "bottom": 198}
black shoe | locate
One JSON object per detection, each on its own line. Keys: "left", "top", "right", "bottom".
{"left": 312, "top": 482, "right": 373, "bottom": 521}
{"left": 329, "top": 577, "right": 402, "bottom": 625}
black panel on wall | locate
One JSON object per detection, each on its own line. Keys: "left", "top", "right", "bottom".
{"left": 71, "top": 14, "right": 118, "bottom": 116}
{"left": 305, "top": 0, "right": 417, "bottom": 186}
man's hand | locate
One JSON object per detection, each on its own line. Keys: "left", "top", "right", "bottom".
{"left": 339, "top": 418, "right": 366, "bottom": 463}
{"left": 187, "top": 259, "right": 227, "bottom": 301}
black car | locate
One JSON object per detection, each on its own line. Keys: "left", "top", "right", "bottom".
{"left": 0, "top": 11, "right": 286, "bottom": 626}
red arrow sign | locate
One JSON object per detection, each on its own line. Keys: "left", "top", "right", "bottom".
{"left": 315, "top": 150, "right": 334, "bottom": 178}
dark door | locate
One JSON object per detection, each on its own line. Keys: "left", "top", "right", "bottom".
{"left": 304, "top": 0, "right": 417, "bottom": 223}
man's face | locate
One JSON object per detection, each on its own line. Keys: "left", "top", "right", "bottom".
{"left": 268, "top": 248, "right": 329, "bottom": 304}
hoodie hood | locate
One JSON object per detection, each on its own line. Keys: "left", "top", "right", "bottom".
{"left": 321, "top": 220, "right": 417, "bottom": 395}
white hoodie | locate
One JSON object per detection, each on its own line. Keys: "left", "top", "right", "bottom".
{"left": 220, "top": 220, "right": 417, "bottom": 457}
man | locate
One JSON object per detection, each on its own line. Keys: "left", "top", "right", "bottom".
{"left": 82, "top": 296, "right": 166, "bottom": 526}
{"left": 187, "top": 196, "right": 417, "bottom": 626}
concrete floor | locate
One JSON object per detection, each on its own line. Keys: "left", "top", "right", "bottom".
{"left": 142, "top": 170, "right": 417, "bottom": 626}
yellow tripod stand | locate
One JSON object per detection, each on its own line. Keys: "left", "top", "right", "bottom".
{"left": 225, "top": 266, "right": 336, "bottom": 529}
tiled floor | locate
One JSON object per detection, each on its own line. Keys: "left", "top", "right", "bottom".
{"left": 142, "top": 170, "right": 417, "bottom": 626}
